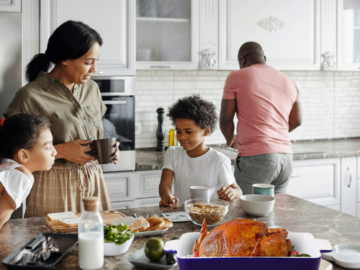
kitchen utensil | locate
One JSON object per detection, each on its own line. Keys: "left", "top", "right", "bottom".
{"left": 321, "top": 243, "right": 360, "bottom": 269}
{"left": 252, "top": 183, "right": 275, "bottom": 197}
{"left": 189, "top": 186, "right": 210, "bottom": 199}
{"left": 91, "top": 137, "right": 117, "bottom": 164}
{"left": 104, "top": 235, "right": 134, "bottom": 256}
{"left": 128, "top": 247, "right": 177, "bottom": 269}
{"left": 184, "top": 199, "right": 229, "bottom": 227}
{"left": 11, "top": 236, "right": 45, "bottom": 264}
{"left": 240, "top": 194, "right": 275, "bottom": 216}
{"left": 161, "top": 212, "right": 189, "bottom": 223}
{"left": 133, "top": 229, "right": 168, "bottom": 238}
{"left": 46, "top": 210, "right": 125, "bottom": 232}
{"left": 2, "top": 233, "right": 78, "bottom": 269}
{"left": 133, "top": 213, "right": 138, "bottom": 218}
{"left": 164, "top": 231, "right": 332, "bottom": 270}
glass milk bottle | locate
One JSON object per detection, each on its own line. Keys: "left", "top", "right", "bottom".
{"left": 78, "top": 197, "right": 104, "bottom": 270}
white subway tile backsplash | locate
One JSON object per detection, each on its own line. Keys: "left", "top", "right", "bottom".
{"left": 135, "top": 70, "right": 360, "bottom": 148}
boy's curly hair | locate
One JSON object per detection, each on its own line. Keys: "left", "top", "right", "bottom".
{"left": 167, "top": 95, "right": 218, "bottom": 134}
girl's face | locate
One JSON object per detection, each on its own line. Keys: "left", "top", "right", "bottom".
{"left": 175, "top": 118, "right": 210, "bottom": 152}
{"left": 62, "top": 42, "right": 101, "bottom": 85}
{"left": 26, "top": 128, "right": 57, "bottom": 172}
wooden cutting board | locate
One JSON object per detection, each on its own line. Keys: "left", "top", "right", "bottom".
{"left": 46, "top": 210, "right": 126, "bottom": 233}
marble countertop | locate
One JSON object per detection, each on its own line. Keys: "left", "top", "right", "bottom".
{"left": 0, "top": 194, "right": 359, "bottom": 269}
{"left": 136, "top": 138, "right": 360, "bottom": 171}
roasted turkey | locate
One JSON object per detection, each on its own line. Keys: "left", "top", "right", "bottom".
{"left": 193, "top": 219, "right": 292, "bottom": 257}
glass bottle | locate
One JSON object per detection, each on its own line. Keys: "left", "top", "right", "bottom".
{"left": 168, "top": 129, "right": 178, "bottom": 146}
{"left": 78, "top": 197, "right": 104, "bottom": 270}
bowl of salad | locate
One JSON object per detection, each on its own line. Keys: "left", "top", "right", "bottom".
{"left": 104, "top": 223, "right": 134, "bottom": 256}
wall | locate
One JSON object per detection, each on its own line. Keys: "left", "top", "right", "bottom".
{"left": 135, "top": 70, "right": 360, "bottom": 148}
{"left": 0, "top": 12, "right": 22, "bottom": 116}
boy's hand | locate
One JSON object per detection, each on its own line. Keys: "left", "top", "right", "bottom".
{"left": 159, "top": 195, "right": 179, "bottom": 207}
{"left": 217, "top": 185, "right": 237, "bottom": 201}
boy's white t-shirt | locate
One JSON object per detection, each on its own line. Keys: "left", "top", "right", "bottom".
{"left": 0, "top": 159, "right": 33, "bottom": 209}
{"left": 162, "top": 146, "right": 235, "bottom": 203}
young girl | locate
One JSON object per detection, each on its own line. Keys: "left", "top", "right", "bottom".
{"left": 0, "top": 114, "right": 57, "bottom": 227}
{"left": 159, "top": 95, "right": 243, "bottom": 206}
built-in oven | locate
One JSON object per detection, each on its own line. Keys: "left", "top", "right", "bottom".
{"left": 93, "top": 76, "right": 136, "bottom": 172}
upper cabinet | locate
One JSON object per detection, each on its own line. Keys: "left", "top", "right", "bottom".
{"left": 40, "top": 0, "right": 135, "bottom": 76}
{"left": 136, "top": 0, "right": 199, "bottom": 70}
{"left": 218, "top": 0, "right": 321, "bottom": 70}
{"left": 338, "top": 0, "right": 360, "bottom": 70}
{"left": 0, "top": 0, "right": 21, "bottom": 12}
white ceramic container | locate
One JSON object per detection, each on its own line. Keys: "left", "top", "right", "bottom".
{"left": 104, "top": 235, "right": 134, "bottom": 256}
{"left": 240, "top": 194, "right": 275, "bottom": 216}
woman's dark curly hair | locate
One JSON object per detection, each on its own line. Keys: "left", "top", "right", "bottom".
{"left": 0, "top": 114, "right": 50, "bottom": 160}
{"left": 167, "top": 95, "right": 218, "bottom": 134}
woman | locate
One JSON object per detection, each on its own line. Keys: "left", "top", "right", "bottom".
{"left": 4, "top": 20, "right": 116, "bottom": 217}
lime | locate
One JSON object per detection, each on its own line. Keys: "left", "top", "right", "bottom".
{"left": 145, "top": 238, "right": 165, "bottom": 261}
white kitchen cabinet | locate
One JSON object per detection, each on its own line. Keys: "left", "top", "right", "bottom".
{"left": 135, "top": 197, "right": 161, "bottom": 208}
{"left": 357, "top": 203, "right": 360, "bottom": 218}
{"left": 218, "top": 0, "right": 321, "bottom": 70}
{"left": 340, "top": 157, "right": 357, "bottom": 216}
{"left": 103, "top": 172, "right": 136, "bottom": 203}
{"left": 136, "top": 0, "right": 199, "bottom": 70}
{"left": 111, "top": 200, "right": 136, "bottom": 210}
{"left": 0, "top": 0, "right": 21, "bottom": 12}
{"left": 136, "top": 170, "right": 162, "bottom": 198}
{"left": 287, "top": 158, "right": 341, "bottom": 207}
{"left": 337, "top": 0, "right": 360, "bottom": 70}
{"left": 40, "top": 0, "right": 135, "bottom": 76}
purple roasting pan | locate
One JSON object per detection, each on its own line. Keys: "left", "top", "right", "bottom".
{"left": 164, "top": 231, "right": 332, "bottom": 270}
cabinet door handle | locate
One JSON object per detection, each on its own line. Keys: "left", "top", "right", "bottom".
{"left": 150, "top": 65, "right": 173, "bottom": 69}
{"left": 347, "top": 166, "right": 352, "bottom": 188}
{"left": 94, "top": 71, "right": 104, "bottom": 74}
{"left": 291, "top": 175, "right": 300, "bottom": 178}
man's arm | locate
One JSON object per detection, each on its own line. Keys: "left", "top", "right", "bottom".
{"left": 289, "top": 101, "right": 302, "bottom": 132}
{"left": 220, "top": 99, "right": 237, "bottom": 146}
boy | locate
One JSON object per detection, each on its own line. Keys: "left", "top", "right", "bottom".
{"left": 159, "top": 95, "right": 242, "bottom": 206}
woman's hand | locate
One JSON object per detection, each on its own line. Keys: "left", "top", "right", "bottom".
{"left": 55, "top": 140, "right": 95, "bottom": 165}
{"left": 114, "top": 141, "right": 120, "bottom": 164}
{"left": 159, "top": 195, "right": 179, "bottom": 207}
{"left": 217, "top": 185, "right": 237, "bottom": 201}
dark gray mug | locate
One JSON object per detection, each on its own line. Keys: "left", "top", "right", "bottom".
{"left": 91, "top": 138, "right": 117, "bottom": 164}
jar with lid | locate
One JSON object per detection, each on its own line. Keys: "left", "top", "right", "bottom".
{"left": 78, "top": 197, "right": 104, "bottom": 270}
{"left": 168, "top": 129, "right": 178, "bottom": 146}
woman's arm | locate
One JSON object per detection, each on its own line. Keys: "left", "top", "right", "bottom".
{"left": 54, "top": 140, "right": 95, "bottom": 165}
{"left": 159, "top": 169, "right": 178, "bottom": 207}
{"left": 0, "top": 187, "right": 17, "bottom": 229}
{"left": 217, "top": 182, "right": 243, "bottom": 201}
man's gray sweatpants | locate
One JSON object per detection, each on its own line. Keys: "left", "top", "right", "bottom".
{"left": 234, "top": 153, "right": 293, "bottom": 195}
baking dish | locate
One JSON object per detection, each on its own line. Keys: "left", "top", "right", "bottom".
{"left": 164, "top": 231, "right": 332, "bottom": 270}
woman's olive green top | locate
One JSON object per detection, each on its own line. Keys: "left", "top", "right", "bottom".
{"left": 4, "top": 72, "right": 107, "bottom": 166}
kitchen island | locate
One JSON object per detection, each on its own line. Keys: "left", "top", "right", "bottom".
{"left": 1, "top": 194, "right": 359, "bottom": 270}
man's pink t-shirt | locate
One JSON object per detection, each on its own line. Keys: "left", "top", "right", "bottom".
{"left": 222, "top": 64, "right": 300, "bottom": 156}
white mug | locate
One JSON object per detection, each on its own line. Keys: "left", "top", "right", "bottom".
{"left": 252, "top": 183, "right": 275, "bottom": 197}
{"left": 190, "top": 186, "right": 211, "bottom": 199}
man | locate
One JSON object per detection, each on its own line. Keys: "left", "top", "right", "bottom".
{"left": 220, "top": 42, "right": 302, "bottom": 195}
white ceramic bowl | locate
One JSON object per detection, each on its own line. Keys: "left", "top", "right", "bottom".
{"left": 104, "top": 235, "right": 134, "bottom": 256}
{"left": 240, "top": 194, "right": 275, "bottom": 216}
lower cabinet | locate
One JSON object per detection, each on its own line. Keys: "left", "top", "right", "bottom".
{"left": 104, "top": 170, "right": 163, "bottom": 210}
{"left": 287, "top": 157, "right": 358, "bottom": 217}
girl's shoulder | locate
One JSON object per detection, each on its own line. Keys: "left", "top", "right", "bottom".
{"left": 14, "top": 167, "right": 34, "bottom": 184}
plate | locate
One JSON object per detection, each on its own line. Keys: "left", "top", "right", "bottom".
{"left": 2, "top": 232, "right": 78, "bottom": 269}
{"left": 161, "top": 212, "right": 189, "bottom": 223}
{"left": 322, "top": 243, "right": 360, "bottom": 269}
{"left": 128, "top": 247, "right": 177, "bottom": 269}
{"left": 134, "top": 229, "right": 168, "bottom": 237}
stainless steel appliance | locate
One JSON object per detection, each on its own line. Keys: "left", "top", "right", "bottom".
{"left": 93, "top": 76, "right": 136, "bottom": 172}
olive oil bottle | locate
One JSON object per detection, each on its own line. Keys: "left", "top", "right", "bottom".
{"left": 168, "top": 129, "right": 178, "bottom": 146}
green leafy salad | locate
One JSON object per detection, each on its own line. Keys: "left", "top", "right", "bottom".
{"left": 104, "top": 224, "right": 133, "bottom": 245}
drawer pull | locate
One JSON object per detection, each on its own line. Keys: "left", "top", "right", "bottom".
{"left": 347, "top": 166, "right": 352, "bottom": 188}
{"left": 150, "top": 65, "right": 173, "bottom": 69}
{"left": 291, "top": 175, "right": 300, "bottom": 178}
